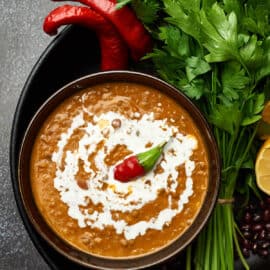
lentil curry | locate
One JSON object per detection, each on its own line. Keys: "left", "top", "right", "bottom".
{"left": 30, "top": 82, "right": 209, "bottom": 257}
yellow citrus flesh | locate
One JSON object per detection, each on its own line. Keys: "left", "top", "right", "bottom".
{"left": 256, "top": 139, "right": 270, "bottom": 195}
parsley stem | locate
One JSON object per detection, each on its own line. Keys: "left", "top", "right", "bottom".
{"left": 222, "top": 131, "right": 227, "bottom": 169}
{"left": 226, "top": 125, "right": 240, "bottom": 169}
{"left": 224, "top": 204, "right": 234, "bottom": 270}
{"left": 195, "top": 227, "right": 205, "bottom": 270}
{"left": 217, "top": 205, "right": 226, "bottom": 269}
{"left": 226, "top": 125, "right": 258, "bottom": 196}
{"left": 233, "top": 222, "right": 250, "bottom": 270}
{"left": 231, "top": 127, "right": 246, "bottom": 164}
{"left": 211, "top": 66, "right": 218, "bottom": 106}
{"left": 238, "top": 56, "right": 251, "bottom": 79}
{"left": 186, "top": 245, "right": 192, "bottom": 270}
{"left": 212, "top": 209, "right": 218, "bottom": 270}
{"left": 238, "top": 124, "right": 258, "bottom": 167}
{"left": 204, "top": 213, "right": 213, "bottom": 270}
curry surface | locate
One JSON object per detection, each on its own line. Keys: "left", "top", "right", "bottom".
{"left": 30, "top": 82, "right": 208, "bottom": 257}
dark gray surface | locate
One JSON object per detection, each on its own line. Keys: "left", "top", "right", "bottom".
{"left": 0, "top": 1, "right": 57, "bottom": 269}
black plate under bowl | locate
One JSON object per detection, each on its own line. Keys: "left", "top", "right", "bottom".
{"left": 10, "top": 25, "right": 270, "bottom": 270}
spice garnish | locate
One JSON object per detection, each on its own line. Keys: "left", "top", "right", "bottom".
{"left": 114, "top": 141, "right": 168, "bottom": 182}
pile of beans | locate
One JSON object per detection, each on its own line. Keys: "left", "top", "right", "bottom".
{"left": 238, "top": 197, "right": 270, "bottom": 258}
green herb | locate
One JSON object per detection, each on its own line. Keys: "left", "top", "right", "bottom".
{"left": 116, "top": 0, "right": 160, "bottom": 24}
{"left": 120, "top": 0, "right": 270, "bottom": 269}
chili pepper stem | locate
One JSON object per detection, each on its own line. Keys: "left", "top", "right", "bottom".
{"left": 158, "top": 140, "right": 169, "bottom": 148}
{"left": 137, "top": 139, "right": 170, "bottom": 173}
{"left": 157, "top": 136, "right": 173, "bottom": 149}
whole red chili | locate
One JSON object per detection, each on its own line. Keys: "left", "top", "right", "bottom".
{"left": 114, "top": 141, "right": 168, "bottom": 182}
{"left": 43, "top": 5, "right": 128, "bottom": 71}
{"left": 52, "top": 0, "right": 153, "bottom": 61}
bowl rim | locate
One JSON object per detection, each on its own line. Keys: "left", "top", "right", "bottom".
{"left": 18, "top": 70, "right": 221, "bottom": 270}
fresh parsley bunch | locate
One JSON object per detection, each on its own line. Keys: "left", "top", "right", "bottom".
{"left": 117, "top": 0, "right": 270, "bottom": 269}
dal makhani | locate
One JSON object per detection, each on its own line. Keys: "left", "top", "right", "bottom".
{"left": 30, "top": 82, "right": 209, "bottom": 257}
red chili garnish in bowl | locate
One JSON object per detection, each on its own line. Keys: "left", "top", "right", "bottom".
{"left": 114, "top": 141, "right": 168, "bottom": 182}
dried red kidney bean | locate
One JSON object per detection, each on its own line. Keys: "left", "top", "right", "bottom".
{"left": 238, "top": 196, "right": 270, "bottom": 259}
{"left": 263, "top": 209, "right": 270, "bottom": 222}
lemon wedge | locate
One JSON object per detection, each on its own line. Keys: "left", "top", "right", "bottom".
{"left": 255, "top": 138, "right": 270, "bottom": 195}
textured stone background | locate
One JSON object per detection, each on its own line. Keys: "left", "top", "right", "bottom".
{"left": 0, "top": 1, "right": 55, "bottom": 269}
{"left": 1, "top": 1, "right": 270, "bottom": 270}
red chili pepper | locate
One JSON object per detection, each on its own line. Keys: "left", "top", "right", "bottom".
{"left": 52, "top": 0, "right": 153, "bottom": 61}
{"left": 114, "top": 141, "right": 168, "bottom": 182}
{"left": 43, "top": 5, "right": 128, "bottom": 71}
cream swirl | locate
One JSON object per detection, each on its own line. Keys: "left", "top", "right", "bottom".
{"left": 52, "top": 111, "right": 197, "bottom": 240}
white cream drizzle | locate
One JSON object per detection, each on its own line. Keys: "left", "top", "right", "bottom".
{"left": 51, "top": 110, "right": 198, "bottom": 240}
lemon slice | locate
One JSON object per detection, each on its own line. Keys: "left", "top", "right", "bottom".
{"left": 255, "top": 138, "right": 270, "bottom": 195}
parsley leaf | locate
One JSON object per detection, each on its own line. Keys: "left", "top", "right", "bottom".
{"left": 149, "top": 49, "right": 206, "bottom": 99}
{"left": 208, "top": 103, "right": 242, "bottom": 134}
{"left": 131, "top": 0, "right": 160, "bottom": 24}
{"left": 164, "top": 1, "right": 241, "bottom": 63}
{"left": 185, "top": 56, "right": 211, "bottom": 82}
{"left": 242, "top": 0, "right": 270, "bottom": 37}
{"left": 116, "top": 0, "right": 160, "bottom": 25}
{"left": 159, "top": 26, "right": 190, "bottom": 58}
{"left": 148, "top": 49, "right": 186, "bottom": 81}
{"left": 255, "top": 37, "right": 270, "bottom": 82}
{"left": 163, "top": 0, "right": 201, "bottom": 43}
{"left": 240, "top": 35, "right": 264, "bottom": 72}
{"left": 178, "top": 77, "right": 207, "bottom": 99}
{"left": 221, "top": 62, "right": 250, "bottom": 101}
{"left": 223, "top": 0, "right": 242, "bottom": 19}
{"left": 242, "top": 93, "right": 265, "bottom": 126}
{"left": 201, "top": 3, "right": 239, "bottom": 62}
{"left": 148, "top": 25, "right": 210, "bottom": 99}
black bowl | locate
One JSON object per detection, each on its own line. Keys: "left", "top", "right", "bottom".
{"left": 18, "top": 70, "right": 220, "bottom": 269}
